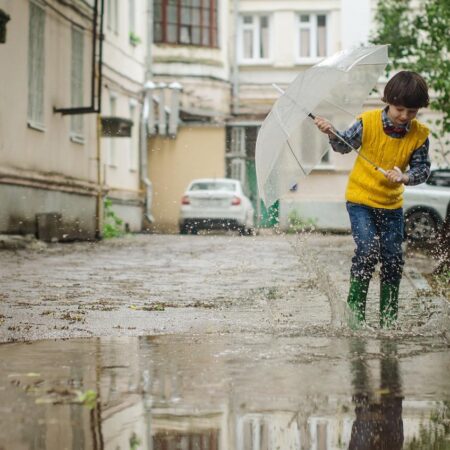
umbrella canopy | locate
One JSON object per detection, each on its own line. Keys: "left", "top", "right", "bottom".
{"left": 256, "top": 45, "right": 389, "bottom": 207}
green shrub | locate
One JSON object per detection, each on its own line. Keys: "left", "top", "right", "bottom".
{"left": 287, "top": 209, "right": 317, "bottom": 233}
{"left": 103, "top": 197, "right": 124, "bottom": 239}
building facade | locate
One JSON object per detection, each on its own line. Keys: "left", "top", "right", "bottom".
{"left": 0, "top": 0, "right": 99, "bottom": 240}
{"left": 100, "top": 0, "right": 150, "bottom": 233}
{"left": 1, "top": 0, "right": 443, "bottom": 237}
{"left": 0, "top": 0, "right": 150, "bottom": 240}
{"left": 147, "top": 0, "right": 232, "bottom": 232}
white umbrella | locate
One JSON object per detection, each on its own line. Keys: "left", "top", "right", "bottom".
{"left": 256, "top": 45, "right": 389, "bottom": 207}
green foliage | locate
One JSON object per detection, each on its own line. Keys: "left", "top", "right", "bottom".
{"left": 129, "top": 32, "right": 142, "bottom": 46}
{"left": 404, "top": 402, "right": 450, "bottom": 449}
{"left": 129, "top": 432, "right": 141, "bottom": 450}
{"left": 371, "top": 0, "right": 450, "bottom": 160}
{"left": 287, "top": 209, "right": 317, "bottom": 233}
{"left": 77, "top": 389, "right": 97, "bottom": 410}
{"left": 103, "top": 197, "right": 124, "bottom": 239}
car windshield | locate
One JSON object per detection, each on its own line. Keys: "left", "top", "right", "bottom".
{"left": 190, "top": 182, "right": 236, "bottom": 192}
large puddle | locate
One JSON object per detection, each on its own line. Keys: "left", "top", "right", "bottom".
{"left": 0, "top": 334, "right": 449, "bottom": 449}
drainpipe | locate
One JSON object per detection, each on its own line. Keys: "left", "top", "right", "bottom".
{"left": 156, "top": 82, "right": 167, "bottom": 135}
{"left": 139, "top": 0, "right": 155, "bottom": 226}
{"left": 231, "top": 0, "right": 239, "bottom": 115}
{"left": 145, "top": 0, "right": 153, "bottom": 81}
{"left": 96, "top": 114, "right": 104, "bottom": 238}
{"left": 140, "top": 81, "right": 155, "bottom": 223}
{"left": 168, "top": 82, "right": 182, "bottom": 137}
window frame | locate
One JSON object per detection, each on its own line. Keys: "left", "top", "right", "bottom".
{"left": 27, "top": 0, "right": 46, "bottom": 131}
{"left": 107, "top": 92, "right": 118, "bottom": 167}
{"left": 106, "top": 0, "right": 119, "bottom": 35}
{"left": 128, "top": 100, "right": 138, "bottom": 172}
{"left": 238, "top": 13, "right": 271, "bottom": 64}
{"left": 129, "top": 0, "right": 136, "bottom": 35}
{"left": 70, "top": 26, "right": 85, "bottom": 144}
{"left": 295, "top": 12, "right": 329, "bottom": 64}
{"left": 153, "top": 0, "right": 218, "bottom": 48}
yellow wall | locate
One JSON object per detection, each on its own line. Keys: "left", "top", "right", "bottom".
{"left": 149, "top": 125, "right": 226, "bottom": 232}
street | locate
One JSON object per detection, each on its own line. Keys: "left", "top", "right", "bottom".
{"left": 0, "top": 233, "right": 449, "bottom": 449}
{"left": 1, "top": 232, "right": 447, "bottom": 342}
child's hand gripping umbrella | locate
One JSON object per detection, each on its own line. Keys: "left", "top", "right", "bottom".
{"left": 255, "top": 45, "right": 389, "bottom": 207}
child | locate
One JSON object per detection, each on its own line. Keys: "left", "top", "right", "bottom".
{"left": 315, "top": 71, "right": 430, "bottom": 328}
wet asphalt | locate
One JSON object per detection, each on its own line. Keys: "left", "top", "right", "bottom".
{"left": 0, "top": 232, "right": 447, "bottom": 342}
{"left": 0, "top": 232, "right": 449, "bottom": 449}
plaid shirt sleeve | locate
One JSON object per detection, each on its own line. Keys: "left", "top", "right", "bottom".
{"left": 329, "top": 120, "right": 363, "bottom": 154}
{"left": 405, "top": 138, "right": 431, "bottom": 186}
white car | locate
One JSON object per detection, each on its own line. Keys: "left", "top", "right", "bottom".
{"left": 403, "top": 168, "right": 450, "bottom": 241}
{"left": 179, "top": 178, "right": 255, "bottom": 235}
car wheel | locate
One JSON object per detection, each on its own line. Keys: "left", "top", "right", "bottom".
{"left": 246, "top": 227, "right": 256, "bottom": 236}
{"left": 180, "top": 223, "right": 189, "bottom": 234}
{"left": 238, "top": 227, "right": 254, "bottom": 236}
{"left": 405, "top": 210, "right": 439, "bottom": 241}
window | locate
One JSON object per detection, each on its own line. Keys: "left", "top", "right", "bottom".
{"left": 107, "top": 0, "right": 119, "bottom": 34}
{"left": 108, "top": 94, "right": 117, "bottom": 166}
{"left": 153, "top": 0, "right": 218, "bottom": 47}
{"left": 230, "top": 127, "right": 246, "bottom": 156}
{"left": 28, "top": 0, "right": 45, "bottom": 129}
{"left": 70, "top": 26, "right": 84, "bottom": 141}
{"left": 297, "top": 13, "right": 327, "bottom": 59}
{"left": 129, "top": 0, "right": 136, "bottom": 35}
{"left": 129, "top": 101, "right": 138, "bottom": 171}
{"left": 240, "top": 14, "right": 270, "bottom": 61}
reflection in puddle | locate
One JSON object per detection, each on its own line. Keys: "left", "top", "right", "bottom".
{"left": 349, "top": 340, "right": 403, "bottom": 449}
{"left": 0, "top": 334, "right": 448, "bottom": 449}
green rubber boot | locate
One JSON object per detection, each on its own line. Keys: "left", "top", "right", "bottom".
{"left": 380, "top": 282, "right": 400, "bottom": 328}
{"left": 347, "top": 278, "right": 370, "bottom": 327}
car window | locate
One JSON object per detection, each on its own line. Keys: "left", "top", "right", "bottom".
{"left": 190, "top": 182, "right": 236, "bottom": 192}
{"left": 427, "top": 170, "right": 450, "bottom": 187}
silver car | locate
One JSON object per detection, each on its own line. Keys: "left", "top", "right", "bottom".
{"left": 403, "top": 168, "right": 450, "bottom": 241}
{"left": 179, "top": 178, "right": 255, "bottom": 235}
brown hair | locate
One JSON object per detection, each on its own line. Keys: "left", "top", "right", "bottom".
{"left": 382, "top": 71, "right": 429, "bottom": 108}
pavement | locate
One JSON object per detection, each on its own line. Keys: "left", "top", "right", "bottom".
{"left": 0, "top": 232, "right": 448, "bottom": 343}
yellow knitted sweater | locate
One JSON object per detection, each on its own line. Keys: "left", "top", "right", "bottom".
{"left": 346, "top": 109, "right": 429, "bottom": 209}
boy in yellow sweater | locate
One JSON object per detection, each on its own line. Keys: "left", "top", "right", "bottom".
{"left": 315, "top": 71, "right": 430, "bottom": 328}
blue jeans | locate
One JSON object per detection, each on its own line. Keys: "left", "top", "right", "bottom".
{"left": 346, "top": 202, "right": 404, "bottom": 284}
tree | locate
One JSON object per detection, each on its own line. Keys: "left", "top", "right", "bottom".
{"left": 371, "top": 0, "right": 450, "bottom": 275}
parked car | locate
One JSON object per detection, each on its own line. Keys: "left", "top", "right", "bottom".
{"left": 179, "top": 178, "right": 255, "bottom": 235}
{"left": 403, "top": 168, "right": 450, "bottom": 241}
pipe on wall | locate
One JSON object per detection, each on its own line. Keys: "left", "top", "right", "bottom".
{"left": 140, "top": 81, "right": 155, "bottom": 224}
{"left": 231, "top": 0, "right": 239, "bottom": 115}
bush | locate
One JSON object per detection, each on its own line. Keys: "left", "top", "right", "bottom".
{"left": 287, "top": 209, "right": 317, "bottom": 233}
{"left": 103, "top": 198, "right": 124, "bottom": 239}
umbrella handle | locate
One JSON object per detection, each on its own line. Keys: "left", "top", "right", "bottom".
{"left": 327, "top": 129, "right": 387, "bottom": 175}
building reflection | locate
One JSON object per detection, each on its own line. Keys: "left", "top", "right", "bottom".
{"left": 95, "top": 336, "right": 449, "bottom": 450}
{"left": 0, "top": 336, "right": 448, "bottom": 450}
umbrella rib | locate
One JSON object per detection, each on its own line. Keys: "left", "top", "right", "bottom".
{"left": 321, "top": 98, "right": 357, "bottom": 119}
{"left": 273, "top": 106, "right": 307, "bottom": 175}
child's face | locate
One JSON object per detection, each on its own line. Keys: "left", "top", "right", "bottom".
{"left": 387, "top": 104, "right": 419, "bottom": 126}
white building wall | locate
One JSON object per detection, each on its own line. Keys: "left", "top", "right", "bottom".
{"left": 100, "top": 0, "right": 148, "bottom": 232}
